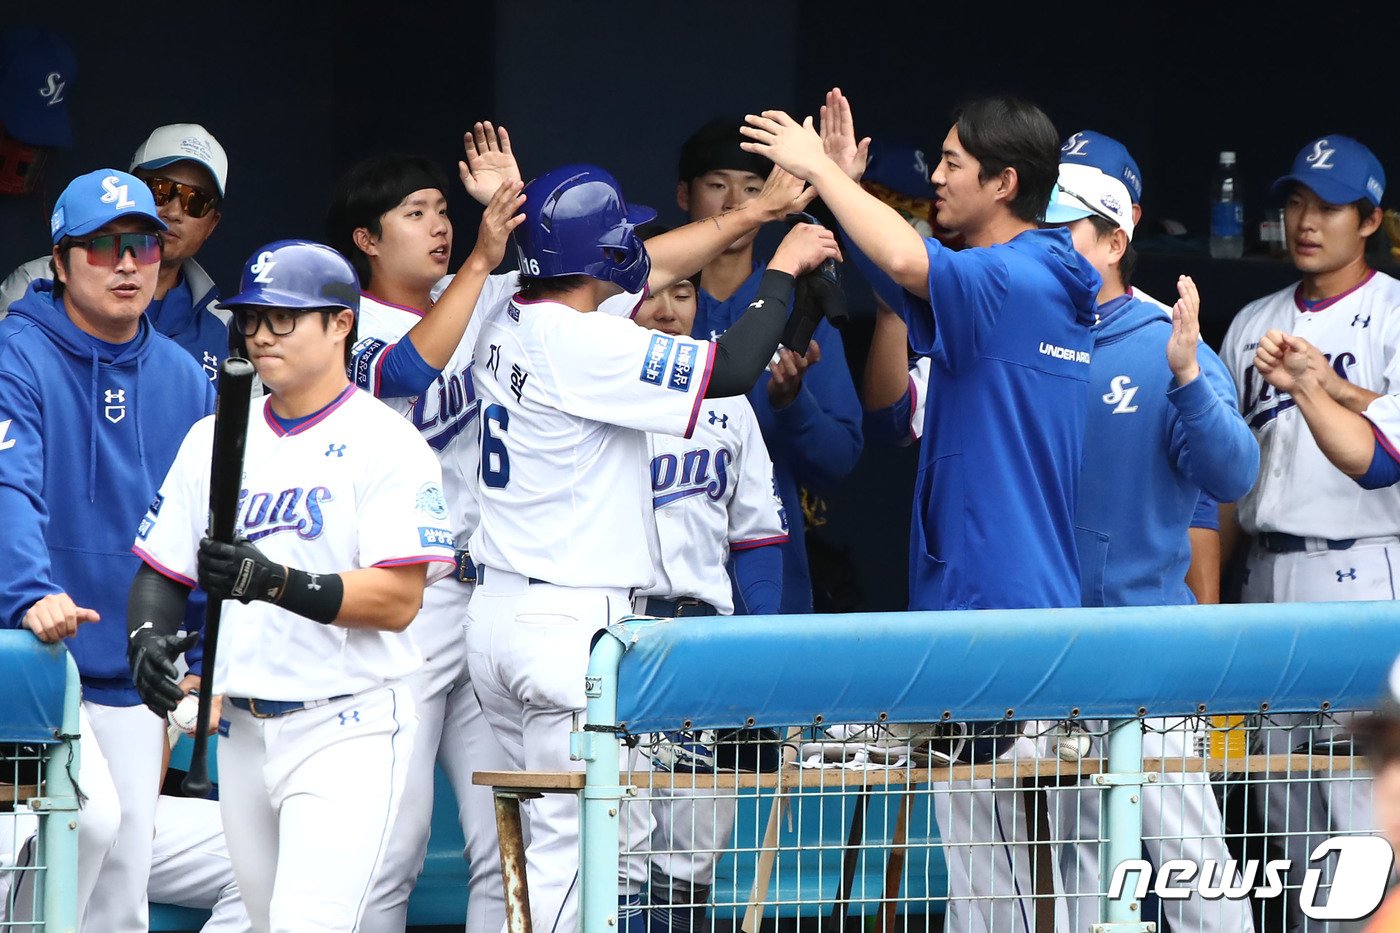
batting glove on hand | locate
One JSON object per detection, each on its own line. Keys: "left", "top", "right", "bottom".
{"left": 198, "top": 536, "right": 287, "bottom": 604}
{"left": 128, "top": 626, "right": 196, "bottom": 717}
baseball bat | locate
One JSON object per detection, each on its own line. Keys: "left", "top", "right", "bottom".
{"left": 182, "top": 358, "right": 255, "bottom": 798}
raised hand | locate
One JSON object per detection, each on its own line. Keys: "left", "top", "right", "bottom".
{"left": 459, "top": 121, "right": 521, "bottom": 206}
{"left": 468, "top": 179, "right": 527, "bottom": 270}
{"left": 768, "top": 221, "right": 842, "bottom": 278}
{"left": 749, "top": 164, "right": 818, "bottom": 222}
{"left": 740, "top": 111, "right": 831, "bottom": 183}
{"left": 819, "top": 87, "right": 870, "bottom": 183}
{"left": 1166, "top": 275, "right": 1202, "bottom": 384}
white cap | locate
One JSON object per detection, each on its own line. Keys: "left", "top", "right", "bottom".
{"left": 1044, "top": 162, "right": 1135, "bottom": 240}
{"left": 130, "top": 123, "right": 227, "bottom": 196}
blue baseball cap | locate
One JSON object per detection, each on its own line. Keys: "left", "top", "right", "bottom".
{"left": 0, "top": 27, "right": 76, "bottom": 148}
{"left": 1060, "top": 130, "right": 1143, "bottom": 205}
{"left": 1271, "top": 135, "right": 1385, "bottom": 207}
{"left": 50, "top": 169, "right": 167, "bottom": 244}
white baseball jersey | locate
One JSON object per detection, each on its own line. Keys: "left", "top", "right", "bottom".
{"left": 468, "top": 294, "right": 715, "bottom": 588}
{"left": 134, "top": 387, "right": 455, "bottom": 700}
{"left": 637, "top": 394, "right": 788, "bottom": 612}
{"left": 352, "top": 274, "right": 520, "bottom": 543}
{"left": 1221, "top": 271, "right": 1400, "bottom": 538}
{"left": 1365, "top": 394, "right": 1400, "bottom": 467}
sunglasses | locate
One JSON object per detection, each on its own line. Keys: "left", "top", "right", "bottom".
{"left": 145, "top": 176, "right": 220, "bottom": 218}
{"left": 1057, "top": 183, "right": 1121, "bottom": 228}
{"left": 234, "top": 307, "right": 325, "bottom": 337}
{"left": 67, "top": 232, "right": 163, "bottom": 267}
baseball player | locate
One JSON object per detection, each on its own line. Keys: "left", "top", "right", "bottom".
{"left": 628, "top": 237, "right": 789, "bottom": 933}
{"left": 1042, "top": 163, "right": 1259, "bottom": 932}
{"left": 1, "top": 124, "right": 231, "bottom": 381}
{"left": 676, "top": 118, "right": 862, "bottom": 614}
{"left": 746, "top": 91, "right": 1098, "bottom": 932}
{"left": 125, "top": 239, "right": 455, "bottom": 931}
{"left": 465, "top": 161, "right": 836, "bottom": 933}
{"left": 0, "top": 168, "right": 214, "bottom": 932}
{"left": 1220, "top": 133, "right": 1395, "bottom": 933}
{"left": 325, "top": 131, "right": 525, "bottom": 933}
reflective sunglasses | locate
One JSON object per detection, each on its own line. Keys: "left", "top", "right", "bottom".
{"left": 145, "top": 176, "right": 220, "bottom": 218}
{"left": 233, "top": 307, "right": 318, "bottom": 337}
{"left": 67, "top": 232, "right": 163, "bottom": 267}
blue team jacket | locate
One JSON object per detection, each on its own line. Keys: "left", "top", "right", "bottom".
{"left": 0, "top": 281, "right": 214, "bottom": 704}
{"left": 694, "top": 264, "right": 863, "bottom": 613}
{"left": 900, "top": 227, "right": 1099, "bottom": 612}
{"left": 1076, "top": 295, "right": 1258, "bottom": 607}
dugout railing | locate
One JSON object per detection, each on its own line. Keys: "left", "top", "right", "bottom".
{"left": 0, "top": 631, "right": 81, "bottom": 931}
{"left": 478, "top": 601, "right": 1400, "bottom": 933}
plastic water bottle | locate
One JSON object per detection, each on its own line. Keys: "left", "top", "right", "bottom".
{"left": 1209, "top": 151, "right": 1244, "bottom": 258}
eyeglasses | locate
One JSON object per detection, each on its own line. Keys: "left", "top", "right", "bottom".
{"left": 67, "top": 232, "right": 163, "bottom": 267}
{"left": 145, "top": 176, "right": 220, "bottom": 218}
{"left": 1057, "top": 183, "right": 1121, "bottom": 227}
{"left": 233, "top": 307, "right": 308, "bottom": 337}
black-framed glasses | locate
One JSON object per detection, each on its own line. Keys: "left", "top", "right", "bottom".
{"left": 233, "top": 307, "right": 306, "bottom": 337}
{"left": 145, "top": 176, "right": 220, "bottom": 218}
{"left": 1057, "top": 183, "right": 1121, "bottom": 227}
{"left": 67, "top": 232, "right": 163, "bottom": 267}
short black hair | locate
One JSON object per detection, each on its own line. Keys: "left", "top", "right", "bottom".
{"left": 951, "top": 96, "right": 1060, "bottom": 224}
{"left": 517, "top": 273, "right": 594, "bottom": 301}
{"left": 325, "top": 155, "right": 448, "bottom": 288}
{"left": 678, "top": 118, "right": 771, "bottom": 184}
{"left": 1086, "top": 215, "right": 1137, "bottom": 288}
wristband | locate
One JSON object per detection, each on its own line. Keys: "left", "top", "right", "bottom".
{"left": 276, "top": 568, "right": 344, "bottom": 624}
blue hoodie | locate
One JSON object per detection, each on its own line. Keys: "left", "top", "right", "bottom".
{"left": 899, "top": 227, "right": 1100, "bottom": 611}
{"left": 1076, "top": 294, "right": 1258, "bottom": 608}
{"left": 0, "top": 281, "right": 214, "bottom": 704}
{"left": 694, "top": 264, "right": 863, "bottom": 613}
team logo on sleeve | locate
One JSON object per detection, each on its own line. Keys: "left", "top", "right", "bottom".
{"left": 415, "top": 482, "right": 449, "bottom": 520}
{"left": 148, "top": 493, "right": 164, "bottom": 516}
{"left": 669, "top": 343, "right": 699, "bottom": 392}
{"left": 350, "top": 338, "right": 387, "bottom": 389}
{"left": 640, "top": 334, "right": 675, "bottom": 386}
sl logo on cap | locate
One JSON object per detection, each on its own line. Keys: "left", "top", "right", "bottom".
{"left": 1306, "top": 139, "right": 1337, "bottom": 171}
{"left": 100, "top": 176, "right": 136, "bottom": 209}
{"left": 39, "top": 72, "right": 65, "bottom": 106}
{"left": 250, "top": 251, "right": 277, "bottom": 284}
{"left": 1062, "top": 132, "right": 1091, "bottom": 156}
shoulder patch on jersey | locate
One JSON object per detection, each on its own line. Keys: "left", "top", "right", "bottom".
{"left": 640, "top": 333, "right": 675, "bottom": 386}
{"left": 137, "top": 516, "right": 154, "bottom": 540}
{"left": 669, "top": 342, "right": 700, "bottom": 393}
{"left": 415, "top": 482, "right": 449, "bottom": 520}
{"left": 148, "top": 492, "right": 164, "bottom": 516}
{"left": 419, "top": 526, "right": 455, "bottom": 549}
{"left": 351, "top": 338, "right": 388, "bottom": 389}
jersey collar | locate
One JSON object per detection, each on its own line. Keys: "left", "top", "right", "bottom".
{"left": 1293, "top": 269, "right": 1376, "bottom": 313}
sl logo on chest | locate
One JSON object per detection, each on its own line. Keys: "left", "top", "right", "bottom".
{"left": 651, "top": 447, "right": 732, "bottom": 507}
{"left": 1102, "top": 375, "right": 1140, "bottom": 414}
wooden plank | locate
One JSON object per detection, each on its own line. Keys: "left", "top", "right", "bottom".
{"left": 472, "top": 755, "right": 1365, "bottom": 794}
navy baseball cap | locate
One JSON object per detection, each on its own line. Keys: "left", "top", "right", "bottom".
{"left": 50, "top": 169, "right": 167, "bottom": 243}
{"left": 0, "top": 27, "right": 76, "bottom": 147}
{"left": 1271, "top": 135, "right": 1385, "bottom": 207}
{"left": 1060, "top": 130, "right": 1143, "bottom": 205}
{"left": 864, "top": 139, "right": 937, "bottom": 199}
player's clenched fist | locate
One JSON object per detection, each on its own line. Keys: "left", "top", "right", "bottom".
{"left": 22, "top": 592, "right": 99, "bottom": 643}
{"left": 128, "top": 626, "right": 196, "bottom": 716}
{"left": 198, "top": 536, "right": 287, "bottom": 604}
{"left": 1254, "top": 329, "right": 1325, "bottom": 395}
{"left": 768, "top": 222, "right": 842, "bottom": 278}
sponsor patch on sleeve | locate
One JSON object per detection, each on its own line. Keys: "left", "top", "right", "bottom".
{"left": 350, "top": 338, "right": 387, "bottom": 388}
{"left": 148, "top": 493, "right": 164, "bottom": 516}
{"left": 668, "top": 341, "right": 699, "bottom": 393}
{"left": 418, "top": 526, "right": 455, "bottom": 549}
{"left": 137, "top": 517, "right": 155, "bottom": 540}
{"left": 640, "top": 334, "right": 675, "bottom": 386}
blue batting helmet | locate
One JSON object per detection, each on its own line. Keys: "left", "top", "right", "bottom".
{"left": 513, "top": 164, "right": 656, "bottom": 295}
{"left": 223, "top": 239, "right": 360, "bottom": 313}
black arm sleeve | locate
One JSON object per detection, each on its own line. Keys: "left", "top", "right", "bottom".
{"left": 705, "top": 270, "right": 795, "bottom": 398}
{"left": 127, "top": 563, "right": 193, "bottom": 640}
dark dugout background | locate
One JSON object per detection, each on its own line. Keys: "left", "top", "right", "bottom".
{"left": 4, "top": 1, "right": 1397, "bottom": 610}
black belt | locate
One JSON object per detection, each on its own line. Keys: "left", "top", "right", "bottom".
{"left": 227, "top": 695, "right": 351, "bottom": 719}
{"left": 1257, "top": 532, "right": 1356, "bottom": 554}
{"left": 474, "top": 566, "right": 549, "bottom": 586}
{"left": 638, "top": 596, "right": 718, "bottom": 618}
{"left": 454, "top": 548, "right": 477, "bottom": 584}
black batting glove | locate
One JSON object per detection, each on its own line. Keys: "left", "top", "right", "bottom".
{"left": 128, "top": 626, "right": 196, "bottom": 716}
{"left": 198, "top": 536, "right": 287, "bottom": 604}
